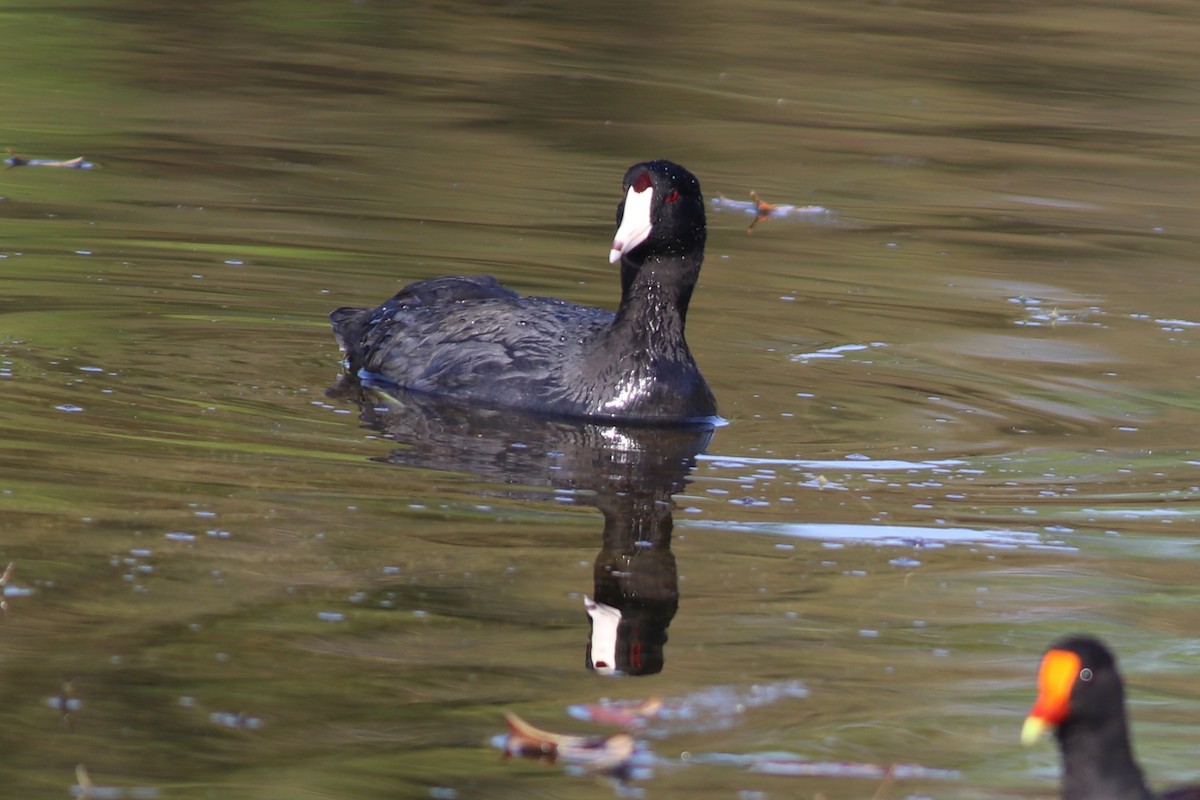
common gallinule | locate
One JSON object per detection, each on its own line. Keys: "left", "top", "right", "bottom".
{"left": 1022, "top": 635, "right": 1200, "bottom": 800}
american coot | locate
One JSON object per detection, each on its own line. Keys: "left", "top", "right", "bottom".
{"left": 330, "top": 160, "right": 717, "bottom": 424}
{"left": 1022, "top": 635, "right": 1200, "bottom": 800}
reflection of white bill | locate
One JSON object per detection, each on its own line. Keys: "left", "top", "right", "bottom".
{"left": 584, "top": 595, "right": 623, "bottom": 676}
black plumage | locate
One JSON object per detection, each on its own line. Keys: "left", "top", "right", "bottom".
{"left": 330, "top": 160, "right": 716, "bottom": 423}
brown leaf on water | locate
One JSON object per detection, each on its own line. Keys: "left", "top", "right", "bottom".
{"left": 747, "top": 191, "right": 778, "bottom": 233}
{"left": 713, "top": 190, "right": 830, "bottom": 234}
{"left": 502, "top": 712, "right": 635, "bottom": 772}
{"left": 569, "top": 697, "right": 663, "bottom": 728}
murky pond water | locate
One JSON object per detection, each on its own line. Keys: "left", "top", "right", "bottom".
{"left": 2, "top": 2, "right": 1199, "bottom": 798}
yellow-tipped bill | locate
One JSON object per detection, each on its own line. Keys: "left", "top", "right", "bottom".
{"left": 1021, "top": 713, "right": 1050, "bottom": 745}
{"left": 1022, "top": 648, "right": 1082, "bottom": 745}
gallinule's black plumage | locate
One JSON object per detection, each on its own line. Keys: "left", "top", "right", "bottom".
{"left": 330, "top": 160, "right": 716, "bottom": 424}
{"left": 1022, "top": 635, "right": 1200, "bottom": 800}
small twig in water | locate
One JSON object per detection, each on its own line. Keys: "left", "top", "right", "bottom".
{"left": 5, "top": 149, "right": 94, "bottom": 169}
{"left": 75, "top": 764, "right": 94, "bottom": 799}
{"left": 869, "top": 764, "right": 897, "bottom": 800}
{"left": 0, "top": 562, "right": 13, "bottom": 617}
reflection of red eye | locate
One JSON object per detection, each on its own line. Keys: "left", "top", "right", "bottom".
{"left": 664, "top": 189, "right": 679, "bottom": 203}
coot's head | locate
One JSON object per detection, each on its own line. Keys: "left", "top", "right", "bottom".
{"left": 1021, "top": 635, "right": 1128, "bottom": 745}
{"left": 610, "top": 160, "right": 706, "bottom": 267}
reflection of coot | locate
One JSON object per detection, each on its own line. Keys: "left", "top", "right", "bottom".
{"left": 586, "top": 488, "right": 679, "bottom": 677}
{"left": 329, "top": 160, "right": 716, "bottom": 423}
{"left": 327, "top": 379, "right": 713, "bottom": 676}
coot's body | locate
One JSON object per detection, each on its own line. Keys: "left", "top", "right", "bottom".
{"left": 331, "top": 160, "right": 716, "bottom": 423}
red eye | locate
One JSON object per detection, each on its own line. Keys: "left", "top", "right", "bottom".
{"left": 664, "top": 189, "right": 679, "bottom": 203}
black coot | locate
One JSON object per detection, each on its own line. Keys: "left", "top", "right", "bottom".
{"left": 330, "top": 160, "right": 717, "bottom": 423}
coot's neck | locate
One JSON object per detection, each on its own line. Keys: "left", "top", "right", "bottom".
{"left": 610, "top": 254, "right": 698, "bottom": 348}
{"left": 1056, "top": 714, "right": 1153, "bottom": 800}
